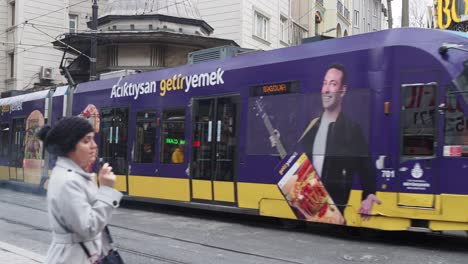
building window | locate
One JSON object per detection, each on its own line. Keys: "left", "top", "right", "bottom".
{"left": 373, "top": 1, "right": 379, "bottom": 16}
{"left": 354, "top": 10, "right": 359, "bottom": 27}
{"left": 107, "top": 46, "right": 118, "bottom": 67}
{"left": 280, "top": 15, "right": 288, "bottom": 43}
{"left": 134, "top": 111, "right": 157, "bottom": 163}
{"left": 149, "top": 24, "right": 153, "bottom": 30}
{"left": 69, "top": 14, "right": 78, "bottom": 33}
{"left": 150, "top": 46, "right": 165, "bottom": 67}
{"left": 161, "top": 109, "right": 186, "bottom": 164}
{"left": 9, "top": 53, "right": 14, "bottom": 78}
{"left": 10, "top": 1, "right": 15, "bottom": 26}
{"left": 254, "top": 11, "right": 269, "bottom": 40}
{"left": 291, "top": 22, "right": 307, "bottom": 45}
{"left": 368, "top": 23, "right": 371, "bottom": 32}
{"left": 130, "top": 24, "right": 135, "bottom": 30}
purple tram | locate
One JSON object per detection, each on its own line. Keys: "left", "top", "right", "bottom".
{"left": 0, "top": 86, "right": 69, "bottom": 187}
{"left": 2, "top": 28, "right": 468, "bottom": 231}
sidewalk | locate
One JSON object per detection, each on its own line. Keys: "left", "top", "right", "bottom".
{"left": 0, "top": 241, "right": 45, "bottom": 264}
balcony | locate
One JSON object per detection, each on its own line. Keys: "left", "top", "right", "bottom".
{"left": 344, "top": 7, "right": 350, "bottom": 20}
{"left": 337, "top": 0, "right": 343, "bottom": 14}
{"left": 291, "top": 22, "right": 308, "bottom": 46}
{"left": 337, "top": 0, "right": 350, "bottom": 22}
{"left": 316, "top": 0, "right": 324, "bottom": 6}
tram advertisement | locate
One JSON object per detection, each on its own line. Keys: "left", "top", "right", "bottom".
{"left": 23, "top": 110, "right": 45, "bottom": 183}
{"left": 250, "top": 63, "right": 378, "bottom": 225}
{"left": 276, "top": 152, "right": 345, "bottom": 224}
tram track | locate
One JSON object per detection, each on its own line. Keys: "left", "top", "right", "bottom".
{"left": 0, "top": 214, "right": 190, "bottom": 264}
{"left": 0, "top": 197, "right": 468, "bottom": 264}
{"left": 0, "top": 198, "right": 306, "bottom": 264}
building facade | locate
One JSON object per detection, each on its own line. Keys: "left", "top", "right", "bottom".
{"left": 0, "top": 0, "right": 238, "bottom": 91}
{"left": 352, "top": 0, "right": 386, "bottom": 35}
{"left": 0, "top": 0, "right": 69, "bottom": 93}
{"left": 0, "top": 0, "right": 391, "bottom": 93}
{"left": 196, "top": 0, "right": 295, "bottom": 50}
{"left": 58, "top": 0, "right": 237, "bottom": 83}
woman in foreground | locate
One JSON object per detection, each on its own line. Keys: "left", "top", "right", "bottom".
{"left": 38, "top": 117, "right": 122, "bottom": 264}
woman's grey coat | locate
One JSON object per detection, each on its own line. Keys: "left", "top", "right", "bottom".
{"left": 45, "top": 157, "right": 123, "bottom": 264}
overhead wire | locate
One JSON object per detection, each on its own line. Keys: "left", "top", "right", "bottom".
{"left": 1, "top": 0, "right": 199, "bottom": 58}
{"left": 0, "top": 0, "right": 89, "bottom": 39}
{"left": 0, "top": 41, "right": 65, "bottom": 63}
{"left": 24, "top": 22, "right": 90, "bottom": 33}
{"left": 0, "top": 0, "right": 212, "bottom": 64}
{"left": 30, "top": 24, "right": 92, "bottom": 60}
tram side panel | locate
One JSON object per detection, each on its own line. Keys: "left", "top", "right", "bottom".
{"left": 70, "top": 29, "right": 468, "bottom": 231}
{"left": 41, "top": 87, "right": 70, "bottom": 185}
{"left": 20, "top": 99, "right": 48, "bottom": 185}
{"left": 0, "top": 95, "right": 49, "bottom": 185}
{"left": 368, "top": 46, "right": 468, "bottom": 231}
{"left": 0, "top": 106, "right": 11, "bottom": 181}
{"left": 238, "top": 52, "right": 383, "bottom": 225}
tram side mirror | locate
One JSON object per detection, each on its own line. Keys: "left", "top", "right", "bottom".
{"left": 438, "top": 103, "right": 448, "bottom": 114}
{"left": 439, "top": 43, "right": 465, "bottom": 55}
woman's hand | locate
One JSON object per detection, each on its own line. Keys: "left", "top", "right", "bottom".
{"left": 98, "top": 163, "right": 116, "bottom": 188}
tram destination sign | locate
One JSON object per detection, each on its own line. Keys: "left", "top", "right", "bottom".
{"left": 249, "top": 81, "right": 300, "bottom": 97}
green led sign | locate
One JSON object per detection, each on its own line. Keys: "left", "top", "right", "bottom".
{"left": 165, "top": 138, "right": 186, "bottom": 145}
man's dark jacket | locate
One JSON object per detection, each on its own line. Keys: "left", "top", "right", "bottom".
{"left": 299, "top": 112, "right": 376, "bottom": 213}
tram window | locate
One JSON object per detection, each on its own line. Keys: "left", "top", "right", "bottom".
{"left": 444, "top": 92, "right": 468, "bottom": 156}
{"left": 161, "top": 109, "right": 186, "bottom": 164}
{"left": 134, "top": 111, "right": 157, "bottom": 163}
{"left": 0, "top": 124, "right": 9, "bottom": 157}
{"left": 403, "top": 135, "right": 434, "bottom": 156}
{"left": 401, "top": 84, "right": 436, "bottom": 156}
{"left": 444, "top": 63, "right": 468, "bottom": 156}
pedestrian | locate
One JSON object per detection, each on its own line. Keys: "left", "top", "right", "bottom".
{"left": 37, "top": 116, "right": 122, "bottom": 264}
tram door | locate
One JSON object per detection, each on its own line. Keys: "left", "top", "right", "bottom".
{"left": 398, "top": 83, "right": 438, "bottom": 208}
{"left": 190, "top": 95, "right": 240, "bottom": 204}
{"left": 100, "top": 107, "right": 129, "bottom": 193}
{"left": 9, "top": 118, "right": 25, "bottom": 181}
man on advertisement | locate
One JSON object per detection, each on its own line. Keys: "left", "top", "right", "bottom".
{"left": 271, "top": 64, "right": 381, "bottom": 223}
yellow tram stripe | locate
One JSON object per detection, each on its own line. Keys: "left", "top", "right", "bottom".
{"left": 0, "top": 166, "right": 9, "bottom": 180}
{"left": 213, "top": 181, "right": 235, "bottom": 202}
{"left": 4, "top": 171, "right": 468, "bottom": 231}
{"left": 128, "top": 176, "right": 190, "bottom": 201}
{"left": 398, "top": 193, "right": 435, "bottom": 208}
{"left": 114, "top": 175, "right": 127, "bottom": 192}
{"left": 23, "top": 168, "right": 42, "bottom": 185}
{"left": 191, "top": 180, "right": 212, "bottom": 200}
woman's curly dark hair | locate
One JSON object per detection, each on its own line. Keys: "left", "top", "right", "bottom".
{"left": 37, "top": 117, "right": 94, "bottom": 157}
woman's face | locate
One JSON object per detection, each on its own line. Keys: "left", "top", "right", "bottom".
{"left": 68, "top": 132, "right": 97, "bottom": 170}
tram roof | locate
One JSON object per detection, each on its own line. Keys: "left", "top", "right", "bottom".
{"left": 53, "top": 86, "right": 69, "bottom": 97}
{"left": 76, "top": 28, "right": 468, "bottom": 94}
{"left": 0, "top": 90, "right": 51, "bottom": 106}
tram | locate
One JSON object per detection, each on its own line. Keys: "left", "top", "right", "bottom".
{"left": 1, "top": 28, "right": 468, "bottom": 231}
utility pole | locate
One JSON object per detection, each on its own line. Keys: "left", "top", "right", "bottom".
{"left": 90, "top": 0, "right": 98, "bottom": 81}
{"left": 401, "top": 0, "right": 409, "bottom": 27}
{"left": 387, "top": 0, "right": 393, "bottom": 28}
